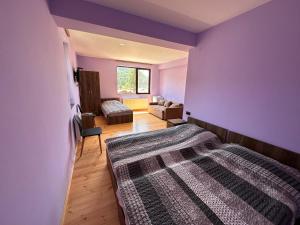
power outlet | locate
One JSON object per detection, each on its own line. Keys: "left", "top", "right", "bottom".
{"left": 186, "top": 111, "right": 191, "bottom": 116}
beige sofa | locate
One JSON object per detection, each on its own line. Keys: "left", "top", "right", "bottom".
{"left": 148, "top": 99, "right": 183, "bottom": 120}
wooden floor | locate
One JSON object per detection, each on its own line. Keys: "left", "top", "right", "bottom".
{"left": 63, "top": 112, "right": 167, "bottom": 225}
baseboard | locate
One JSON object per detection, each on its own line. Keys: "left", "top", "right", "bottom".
{"left": 60, "top": 144, "right": 78, "bottom": 225}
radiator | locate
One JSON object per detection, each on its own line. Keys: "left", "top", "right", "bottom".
{"left": 122, "top": 98, "right": 148, "bottom": 110}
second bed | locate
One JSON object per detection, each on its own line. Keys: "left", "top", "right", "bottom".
{"left": 101, "top": 99, "right": 133, "bottom": 125}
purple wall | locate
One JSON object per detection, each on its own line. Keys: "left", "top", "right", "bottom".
{"left": 159, "top": 58, "right": 188, "bottom": 103}
{"left": 77, "top": 56, "right": 160, "bottom": 99}
{"left": 0, "top": 0, "right": 77, "bottom": 224}
{"left": 185, "top": 0, "right": 300, "bottom": 153}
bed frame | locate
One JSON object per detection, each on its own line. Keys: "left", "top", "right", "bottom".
{"left": 107, "top": 116, "right": 300, "bottom": 225}
{"left": 100, "top": 98, "right": 133, "bottom": 125}
{"left": 107, "top": 151, "right": 127, "bottom": 225}
{"left": 101, "top": 98, "right": 122, "bottom": 103}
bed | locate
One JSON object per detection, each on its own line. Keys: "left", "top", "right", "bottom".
{"left": 106, "top": 117, "right": 300, "bottom": 225}
{"left": 101, "top": 98, "right": 133, "bottom": 125}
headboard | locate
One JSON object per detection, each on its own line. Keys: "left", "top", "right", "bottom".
{"left": 188, "top": 117, "right": 300, "bottom": 171}
{"left": 187, "top": 117, "right": 227, "bottom": 143}
{"left": 101, "top": 98, "right": 121, "bottom": 103}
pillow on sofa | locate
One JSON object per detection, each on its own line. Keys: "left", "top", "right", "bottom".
{"left": 158, "top": 99, "right": 165, "bottom": 106}
{"left": 169, "top": 103, "right": 182, "bottom": 108}
{"left": 164, "top": 101, "right": 172, "bottom": 107}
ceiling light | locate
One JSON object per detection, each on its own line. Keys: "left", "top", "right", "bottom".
{"left": 119, "top": 43, "right": 126, "bottom": 46}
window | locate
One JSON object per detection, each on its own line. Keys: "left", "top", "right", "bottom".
{"left": 117, "top": 67, "right": 136, "bottom": 94}
{"left": 137, "top": 69, "right": 150, "bottom": 94}
{"left": 117, "top": 66, "right": 150, "bottom": 94}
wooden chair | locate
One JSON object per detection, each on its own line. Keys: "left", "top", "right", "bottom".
{"left": 76, "top": 104, "right": 96, "bottom": 129}
{"left": 73, "top": 114, "right": 102, "bottom": 159}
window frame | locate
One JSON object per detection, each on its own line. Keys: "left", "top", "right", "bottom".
{"left": 117, "top": 66, "right": 151, "bottom": 94}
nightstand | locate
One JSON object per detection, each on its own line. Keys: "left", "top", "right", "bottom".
{"left": 167, "top": 118, "right": 187, "bottom": 128}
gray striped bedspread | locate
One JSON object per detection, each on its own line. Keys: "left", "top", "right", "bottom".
{"left": 101, "top": 100, "right": 132, "bottom": 117}
{"left": 106, "top": 124, "right": 300, "bottom": 225}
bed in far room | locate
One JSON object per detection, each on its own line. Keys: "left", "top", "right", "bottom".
{"left": 106, "top": 119, "right": 300, "bottom": 225}
{"left": 101, "top": 98, "right": 133, "bottom": 125}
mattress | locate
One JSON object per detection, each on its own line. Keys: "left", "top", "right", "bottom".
{"left": 101, "top": 100, "right": 132, "bottom": 117}
{"left": 106, "top": 124, "right": 300, "bottom": 225}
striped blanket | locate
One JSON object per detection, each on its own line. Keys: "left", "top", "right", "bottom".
{"left": 101, "top": 100, "right": 132, "bottom": 117}
{"left": 106, "top": 124, "right": 300, "bottom": 225}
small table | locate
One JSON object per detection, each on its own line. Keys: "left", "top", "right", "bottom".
{"left": 167, "top": 119, "right": 187, "bottom": 128}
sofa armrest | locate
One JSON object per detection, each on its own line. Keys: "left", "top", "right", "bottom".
{"left": 164, "top": 107, "right": 183, "bottom": 120}
{"left": 149, "top": 102, "right": 158, "bottom": 105}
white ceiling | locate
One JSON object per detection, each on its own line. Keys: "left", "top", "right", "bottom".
{"left": 85, "top": 0, "right": 271, "bottom": 32}
{"left": 69, "top": 30, "right": 188, "bottom": 64}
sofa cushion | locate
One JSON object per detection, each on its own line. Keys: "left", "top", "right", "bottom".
{"left": 164, "top": 100, "right": 172, "bottom": 107}
{"left": 169, "top": 103, "right": 182, "bottom": 108}
{"left": 148, "top": 105, "right": 165, "bottom": 119}
{"left": 151, "top": 105, "right": 165, "bottom": 111}
{"left": 158, "top": 99, "right": 165, "bottom": 106}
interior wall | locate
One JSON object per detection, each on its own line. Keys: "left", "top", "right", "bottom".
{"left": 185, "top": 0, "right": 300, "bottom": 153}
{"left": 159, "top": 58, "right": 188, "bottom": 103}
{"left": 77, "top": 55, "right": 160, "bottom": 99}
{"left": 0, "top": 1, "right": 78, "bottom": 224}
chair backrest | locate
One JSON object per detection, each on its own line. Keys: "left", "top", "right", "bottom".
{"left": 73, "top": 114, "right": 83, "bottom": 133}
